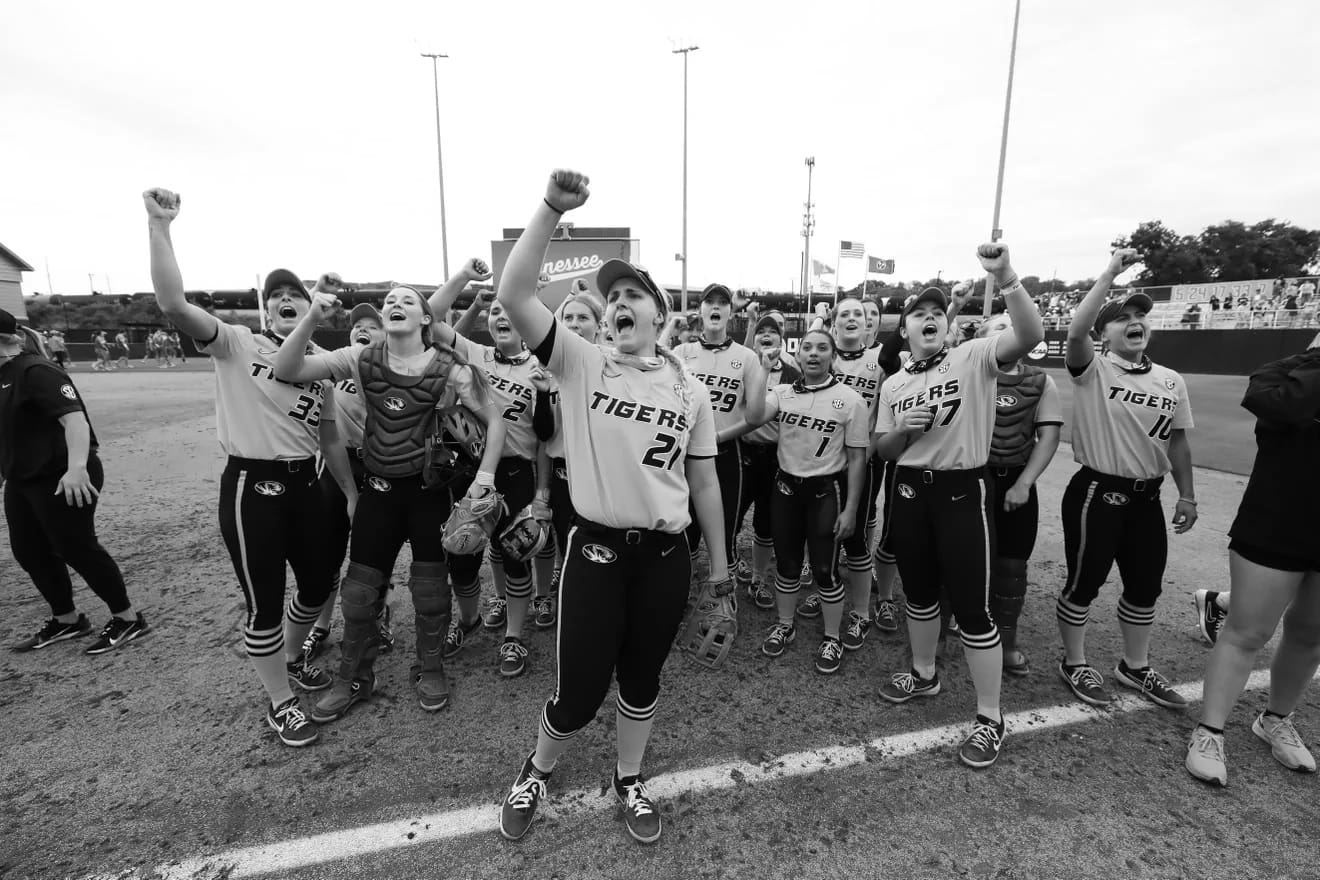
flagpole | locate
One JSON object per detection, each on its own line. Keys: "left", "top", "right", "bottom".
{"left": 984, "top": 0, "right": 1022, "bottom": 318}
{"left": 834, "top": 244, "right": 842, "bottom": 308}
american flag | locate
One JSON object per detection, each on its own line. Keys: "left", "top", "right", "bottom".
{"left": 839, "top": 241, "right": 865, "bottom": 258}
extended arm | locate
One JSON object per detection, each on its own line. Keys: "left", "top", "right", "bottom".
{"left": 1066, "top": 249, "right": 1139, "bottom": 371}
{"left": 143, "top": 189, "right": 219, "bottom": 341}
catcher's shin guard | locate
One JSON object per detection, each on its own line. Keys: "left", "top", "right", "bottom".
{"left": 337, "top": 563, "right": 385, "bottom": 683}
{"left": 441, "top": 490, "right": 507, "bottom": 556}
{"left": 989, "top": 558, "right": 1028, "bottom": 647}
{"left": 681, "top": 575, "right": 738, "bottom": 669}
{"left": 409, "top": 561, "right": 451, "bottom": 710}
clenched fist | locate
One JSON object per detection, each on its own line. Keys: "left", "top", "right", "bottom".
{"left": 307, "top": 291, "right": 340, "bottom": 322}
{"left": 463, "top": 257, "right": 492, "bottom": 282}
{"left": 314, "top": 273, "right": 343, "bottom": 294}
{"left": 976, "top": 243, "right": 1015, "bottom": 285}
{"left": 896, "top": 406, "right": 935, "bottom": 435}
{"left": 143, "top": 188, "right": 181, "bottom": 223}
{"left": 545, "top": 169, "right": 590, "bottom": 214}
{"left": 570, "top": 278, "right": 590, "bottom": 296}
{"left": 1107, "top": 248, "right": 1141, "bottom": 277}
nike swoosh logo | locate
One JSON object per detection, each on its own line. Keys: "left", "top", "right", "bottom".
{"left": 0, "top": 384, "right": 10, "bottom": 389}
{"left": 661, "top": 546, "right": 676, "bottom": 557}
{"left": 952, "top": 494, "right": 968, "bottom": 501}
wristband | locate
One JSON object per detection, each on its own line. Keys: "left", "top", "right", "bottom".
{"left": 543, "top": 198, "right": 564, "bottom": 216}
{"left": 1178, "top": 497, "right": 1198, "bottom": 506}
{"left": 997, "top": 274, "right": 1021, "bottom": 291}
{"left": 476, "top": 470, "right": 496, "bottom": 488}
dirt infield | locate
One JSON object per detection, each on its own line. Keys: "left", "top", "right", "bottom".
{"left": 1, "top": 369, "right": 1316, "bottom": 880}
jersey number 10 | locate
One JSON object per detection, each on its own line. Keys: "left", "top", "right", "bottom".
{"left": 1147, "top": 414, "right": 1174, "bottom": 440}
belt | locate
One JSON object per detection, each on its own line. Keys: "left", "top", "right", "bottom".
{"left": 1079, "top": 466, "right": 1163, "bottom": 496}
{"left": 989, "top": 464, "right": 1027, "bottom": 478}
{"left": 896, "top": 465, "right": 988, "bottom": 486}
{"left": 228, "top": 455, "right": 315, "bottom": 473}
{"left": 346, "top": 446, "right": 364, "bottom": 460}
{"left": 574, "top": 516, "right": 675, "bottom": 546}
{"left": 777, "top": 470, "right": 841, "bottom": 489}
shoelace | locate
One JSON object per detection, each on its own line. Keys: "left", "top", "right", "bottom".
{"left": 768, "top": 623, "right": 793, "bottom": 643}
{"left": 821, "top": 640, "right": 843, "bottom": 661}
{"left": 966, "top": 721, "right": 1003, "bottom": 752}
{"left": 1264, "top": 716, "right": 1305, "bottom": 749}
{"left": 507, "top": 774, "right": 546, "bottom": 810}
{"left": 846, "top": 613, "right": 867, "bottom": 636}
{"left": 1070, "top": 665, "right": 1105, "bottom": 690}
{"left": 1136, "top": 668, "right": 1171, "bottom": 691}
{"left": 1192, "top": 728, "right": 1225, "bottom": 761}
{"left": 876, "top": 601, "right": 897, "bottom": 621}
{"left": 500, "top": 641, "right": 528, "bottom": 660}
{"left": 891, "top": 672, "right": 918, "bottom": 693}
{"left": 489, "top": 598, "right": 507, "bottom": 614}
{"left": 277, "top": 701, "right": 309, "bottom": 729}
{"left": 621, "top": 780, "right": 655, "bottom": 816}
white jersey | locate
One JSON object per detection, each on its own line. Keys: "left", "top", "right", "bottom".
{"left": 1070, "top": 353, "right": 1193, "bottom": 479}
{"left": 744, "top": 358, "right": 796, "bottom": 446}
{"left": 832, "top": 346, "right": 886, "bottom": 420}
{"left": 331, "top": 366, "right": 367, "bottom": 450}
{"left": 195, "top": 322, "right": 328, "bottom": 460}
{"left": 543, "top": 324, "right": 717, "bottom": 532}
{"left": 673, "top": 339, "right": 757, "bottom": 436}
{"left": 454, "top": 336, "right": 540, "bottom": 461}
{"left": 763, "top": 379, "right": 869, "bottom": 478}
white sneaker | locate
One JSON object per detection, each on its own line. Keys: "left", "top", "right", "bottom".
{"left": 1185, "top": 726, "right": 1227, "bottom": 786}
{"left": 1252, "top": 712, "right": 1317, "bottom": 772}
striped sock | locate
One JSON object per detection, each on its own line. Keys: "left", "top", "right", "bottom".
{"left": 616, "top": 694, "right": 658, "bottom": 779}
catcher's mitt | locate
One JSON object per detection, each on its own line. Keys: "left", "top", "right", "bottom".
{"left": 680, "top": 575, "right": 738, "bottom": 669}
{"left": 497, "top": 500, "right": 552, "bottom": 563}
{"left": 441, "top": 490, "right": 507, "bottom": 556}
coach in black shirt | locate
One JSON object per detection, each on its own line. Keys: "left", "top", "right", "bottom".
{"left": 0, "top": 308, "right": 149, "bottom": 654}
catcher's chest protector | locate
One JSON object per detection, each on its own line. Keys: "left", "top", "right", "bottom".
{"left": 989, "top": 367, "right": 1047, "bottom": 468}
{"left": 359, "top": 342, "right": 455, "bottom": 478}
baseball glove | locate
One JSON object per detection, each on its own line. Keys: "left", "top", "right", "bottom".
{"left": 680, "top": 575, "right": 738, "bottom": 669}
{"left": 441, "top": 489, "right": 507, "bottom": 556}
{"left": 497, "top": 500, "right": 552, "bottom": 563}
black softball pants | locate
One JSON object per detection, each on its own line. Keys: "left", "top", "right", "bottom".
{"left": 549, "top": 456, "right": 574, "bottom": 556}
{"left": 686, "top": 439, "right": 742, "bottom": 558}
{"left": 5, "top": 455, "right": 130, "bottom": 617}
{"left": 540, "top": 520, "right": 690, "bottom": 739}
{"left": 735, "top": 441, "right": 777, "bottom": 545}
{"left": 770, "top": 470, "right": 844, "bottom": 599}
{"left": 1060, "top": 467, "right": 1166, "bottom": 612}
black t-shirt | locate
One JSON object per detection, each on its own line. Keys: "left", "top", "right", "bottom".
{"left": 0, "top": 354, "right": 98, "bottom": 481}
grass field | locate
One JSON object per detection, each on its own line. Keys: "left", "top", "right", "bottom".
{"left": 1, "top": 366, "right": 1315, "bottom": 880}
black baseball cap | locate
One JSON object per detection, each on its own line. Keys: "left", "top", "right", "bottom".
{"left": 262, "top": 269, "right": 310, "bottom": 301}
{"left": 700, "top": 283, "right": 733, "bottom": 305}
{"left": 0, "top": 308, "right": 16, "bottom": 335}
{"left": 753, "top": 314, "right": 784, "bottom": 336}
{"left": 594, "top": 259, "right": 670, "bottom": 318}
{"left": 348, "top": 302, "right": 384, "bottom": 327}
{"left": 1093, "top": 291, "right": 1154, "bottom": 335}
{"left": 900, "top": 287, "right": 949, "bottom": 322}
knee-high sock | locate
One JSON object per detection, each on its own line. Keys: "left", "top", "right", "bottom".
{"left": 504, "top": 569, "right": 534, "bottom": 640}
{"left": 532, "top": 703, "right": 577, "bottom": 774}
{"left": 1056, "top": 596, "right": 1091, "bottom": 666}
{"left": 906, "top": 602, "right": 942, "bottom": 679}
{"left": 284, "top": 595, "right": 325, "bottom": 663}
{"left": 964, "top": 643, "right": 1004, "bottom": 722}
{"left": 533, "top": 546, "right": 556, "bottom": 598}
{"left": 246, "top": 625, "right": 293, "bottom": 708}
{"left": 1117, "top": 597, "right": 1156, "bottom": 670}
{"left": 616, "top": 694, "right": 657, "bottom": 779}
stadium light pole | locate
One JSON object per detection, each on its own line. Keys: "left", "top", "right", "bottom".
{"left": 984, "top": 0, "right": 1022, "bottom": 317}
{"left": 801, "top": 157, "right": 816, "bottom": 311}
{"left": 421, "top": 52, "right": 451, "bottom": 279}
{"left": 673, "top": 45, "right": 698, "bottom": 314}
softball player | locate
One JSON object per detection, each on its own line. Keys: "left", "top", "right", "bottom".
{"left": 113, "top": 331, "right": 131, "bottom": 369}
{"left": 144, "top": 188, "right": 350, "bottom": 747}
{"left": 734, "top": 312, "right": 802, "bottom": 609}
{"left": 2, "top": 308, "right": 149, "bottom": 655}
{"left": 674, "top": 284, "right": 757, "bottom": 584}
{"left": 1057, "top": 250, "right": 1197, "bottom": 710}
{"left": 426, "top": 289, "right": 545, "bottom": 679}
{"left": 873, "top": 245, "right": 1044, "bottom": 769}
{"left": 496, "top": 170, "right": 726, "bottom": 845}
{"left": 827, "top": 297, "right": 889, "bottom": 648}
{"left": 275, "top": 273, "right": 507, "bottom": 719}
{"left": 744, "top": 329, "right": 868, "bottom": 673}
{"left": 975, "top": 313, "right": 1063, "bottom": 675}
{"left": 1187, "top": 338, "right": 1320, "bottom": 786}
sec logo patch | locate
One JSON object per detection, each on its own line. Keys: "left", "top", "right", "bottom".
{"left": 60, "top": 384, "right": 78, "bottom": 400}
{"left": 254, "top": 481, "right": 285, "bottom": 496}
{"left": 832, "top": 398, "right": 845, "bottom": 409}
{"left": 1103, "top": 492, "right": 1129, "bottom": 506}
{"left": 730, "top": 360, "right": 742, "bottom": 370}
{"left": 937, "top": 363, "right": 951, "bottom": 374}
{"left": 1164, "top": 378, "right": 1176, "bottom": 390}
{"left": 897, "top": 483, "right": 915, "bottom": 499}
{"left": 367, "top": 476, "right": 391, "bottom": 493}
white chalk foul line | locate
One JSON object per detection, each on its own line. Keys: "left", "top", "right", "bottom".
{"left": 101, "top": 670, "right": 1277, "bottom": 880}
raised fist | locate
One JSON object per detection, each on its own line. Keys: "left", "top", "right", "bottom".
{"left": 314, "top": 273, "right": 343, "bottom": 293}
{"left": 464, "top": 257, "right": 492, "bottom": 282}
{"left": 731, "top": 290, "right": 750, "bottom": 312}
{"left": 759, "top": 345, "right": 782, "bottom": 369}
{"left": 143, "top": 188, "right": 181, "bottom": 223}
{"left": 976, "top": 243, "right": 1014, "bottom": 284}
{"left": 308, "top": 291, "right": 340, "bottom": 321}
{"left": 1107, "top": 248, "right": 1140, "bottom": 277}
{"left": 528, "top": 362, "right": 552, "bottom": 392}
{"left": 570, "top": 278, "right": 590, "bottom": 295}
{"left": 745, "top": 301, "right": 762, "bottom": 320}
{"left": 545, "top": 169, "right": 590, "bottom": 214}
{"left": 950, "top": 279, "right": 974, "bottom": 306}
{"left": 536, "top": 273, "right": 552, "bottom": 292}
{"left": 814, "top": 302, "right": 830, "bottom": 319}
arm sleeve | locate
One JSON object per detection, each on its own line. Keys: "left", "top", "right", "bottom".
{"left": 845, "top": 396, "right": 870, "bottom": 447}
{"left": 533, "top": 389, "right": 555, "bottom": 441}
{"left": 877, "top": 329, "right": 905, "bottom": 377}
{"left": 25, "top": 364, "right": 87, "bottom": 419}
{"left": 686, "top": 381, "right": 718, "bottom": 459}
{"left": 1070, "top": 353, "right": 1100, "bottom": 385}
{"left": 1035, "top": 376, "right": 1065, "bottom": 426}
{"left": 195, "top": 320, "right": 241, "bottom": 359}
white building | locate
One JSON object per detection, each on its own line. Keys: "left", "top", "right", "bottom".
{"left": 0, "top": 243, "right": 32, "bottom": 320}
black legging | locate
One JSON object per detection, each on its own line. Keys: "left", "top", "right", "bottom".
{"left": 5, "top": 455, "right": 130, "bottom": 617}
{"left": 549, "top": 456, "right": 574, "bottom": 556}
{"left": 770, "top": 470, "right": 844, "bottom": 599}
{"left": 685, "top": 440, "right": 742, "bottom": 558}
{"left": 735, "top": 441, "right": 777, "bottom": 545}
{"left": 539, "top": 520, "right": 690, "bottom": 739}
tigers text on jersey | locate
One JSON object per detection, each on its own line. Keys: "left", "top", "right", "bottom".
{"left": 1069, "top": 353, "right": 1193, "bottom": 479}
{"left": 875, "top": 337, "right": 1001, "bottom": 471}
{"left": 454, "top": 335, "right": 540, "bottom": 461}
{"left": 196, "top": 322, "right": 327, "bottom": 460}
{"left": 673, "top": 339, "right": 757, "bottom": 435}
{"left": 832, "top": 346, "right": 886, "bottom": 417}
{"left": 543, "top": 325, "right": 717, "bottom": 532}
{"left": 332, "top": 370, "right": 367, "bottom": 450}
{"left": 763, "top": 379, "right": 869, "bottom": 478}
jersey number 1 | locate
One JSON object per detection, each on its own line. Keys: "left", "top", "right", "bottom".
{"left": 642, "top": 432, "right": 683, "bottom": 470}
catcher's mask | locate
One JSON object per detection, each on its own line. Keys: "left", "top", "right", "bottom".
{"left": 497, "top": 505, "right": 550, "bottom": 563}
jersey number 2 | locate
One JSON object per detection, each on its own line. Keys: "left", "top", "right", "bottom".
{"left": 502, "top": 399, "right": 527, "bottom": 423}
{"left": 642, "top": 432, "right": 683, "bottom": 470}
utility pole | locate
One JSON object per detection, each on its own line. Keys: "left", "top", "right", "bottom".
{"left": 421, "top": 52, "right": 451, "bottom": 278}
{"left": 801, "top": 157, "right": 816, "bottom": 312}
{"left": 673, "top": 45, "right": 699, "bottom": 314}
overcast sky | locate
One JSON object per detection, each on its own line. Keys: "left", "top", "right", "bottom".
{"left": 3, "top": 1, "right": 1318, "bottom": 297}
